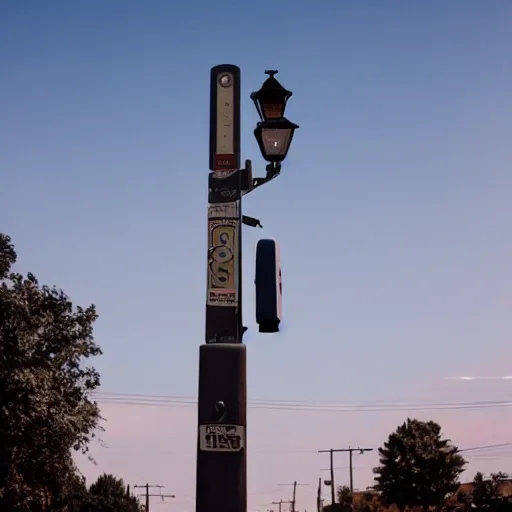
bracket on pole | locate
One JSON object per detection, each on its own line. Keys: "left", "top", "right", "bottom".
{"left": 242, "top": 215, "right": 263, "bottom": 228}
{"left": 252, "top": 162, "right": 281, "bottom": 191}
{"left": 208, "top": 160, "right": 280, "bottom": 204}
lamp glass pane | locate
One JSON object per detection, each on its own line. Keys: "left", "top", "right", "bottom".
{"left": 262, "top": 103, "right": 283, "bottom": 119}
{"left": 261, "top": 127, "right": 292, "bottom": 157}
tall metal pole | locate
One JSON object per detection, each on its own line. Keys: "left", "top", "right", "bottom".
{"left": 317, "top": 478, "right": 322, "bottom": 512}
{"left": 319, "top": 447, "right": 373, "bottom": 500}
{"left": 279, "top": 481, "right": 308, "bottom": 512}
{"left": 197, "top": 64, "right": 297, "bottom": 512}
{"left": 349, "top": 447, "right": 353, "bottom": 494}
{"left": 196, "top": 64, "right": 246, "bottom": 512}
{"left": 134, "top": 483, "right": 173, "bottom": 512}
{"left": 319, "top": 449, "right": 336, "bottom": 504}
{"left": 272, "top": 501, "right": 283, "bottom": 512}
{"left": 272, "top": 500, "right": 292, "bottom": 512}
{"left": 330, "top": 449, "right": 335, "bottom": 505}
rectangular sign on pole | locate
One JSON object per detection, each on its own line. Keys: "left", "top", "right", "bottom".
{"left": 209, "top": 65, "right": 241, "bottom": 174}
{"left": 199, "top": 424, "right": 245, "bottom": 452}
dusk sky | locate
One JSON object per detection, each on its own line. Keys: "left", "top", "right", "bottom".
{"left": 2, "top": 1, "right": 512, "bottom": 510}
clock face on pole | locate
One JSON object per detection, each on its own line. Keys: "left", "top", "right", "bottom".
{"left": 210, "top": 65, "right": 240, "bottom": 173}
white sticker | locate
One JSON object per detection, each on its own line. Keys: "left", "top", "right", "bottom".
{"left": 199, "top": 424, "right": 245, "bottom": 452}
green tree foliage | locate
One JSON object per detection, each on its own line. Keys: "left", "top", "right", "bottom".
{"left": 86, "top": 473, "right": 141, "bottom": 511}
{"left": 0, "top": 233, "right": 103, "bottom": 510}
{"left": 373, "top": 418, "right": 466, "bottom": 511}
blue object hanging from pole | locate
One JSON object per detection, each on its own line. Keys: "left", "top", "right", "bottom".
{"left": 255, "top": 239, "right": 282, "bottom": 333}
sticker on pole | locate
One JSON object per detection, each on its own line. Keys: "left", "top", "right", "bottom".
{"left": 199, "top": 424, "right": 245, "bottom": 452}
{"left": 207, "top": 217, "right": 239, "bottom": 307}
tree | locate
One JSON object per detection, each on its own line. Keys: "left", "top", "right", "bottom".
{"left": 321, "top": 486, "right": 353, "bottom": 512}
{"left": 48, "top": 470, "right": 90, "bottom": 511}
{"left": 353, "top": 491, "right": 381, "bottom": 512}
{"left": 0, "top": 233, "right": 103, "bottom": 510}
{"left": 373, "top": 418, "right": 466, "bottom": 511}
{"left": 471, "top": 472, "right": 512, "bottom": 511}
{"left": 87, "top": 473, "right": 141, "bottom": 511}
{"left": 337, "top": 485, "right": 353, "bottom": 509}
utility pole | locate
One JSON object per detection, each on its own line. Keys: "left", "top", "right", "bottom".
{"left": 316, "top": 478, "right": 322, "bottom": 512}
{"left": 196, "top": 65, "right": 299, "bottom": 512}
{"left": 279, "top": 481, "right": 308, "bottom": 512}
{"left": 318, "top": 446, "right": 373, "bottom": 497}
{"left": 133, "top": 483, "right": 175, "bottom": 512}
{"left": 272, "top": 499, "right": 293, "bottom": 512}
{"left": 318, "top": 449, "right": 336, "bottom": 505}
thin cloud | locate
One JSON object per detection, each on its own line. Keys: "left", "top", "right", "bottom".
{"left": 445, "top": 376, "right": 512, "bottom": 380}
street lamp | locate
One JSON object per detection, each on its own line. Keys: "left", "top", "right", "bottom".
{"left": 251, "top": 70, "right": 293, "bottom": 121}
{"left": 254, "top": 118, "right": 299, "bottom": 164}
{"left": 199, "top": 65, "right": 298, "bottom": 512}
{"left": 251, "top": 70, "right": 299, "bottom": 170}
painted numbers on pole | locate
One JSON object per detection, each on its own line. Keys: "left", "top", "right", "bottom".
{"left": 209, "top": 65, "right": 241, "bottom": 173}
{"left": 199, "top": 424, "right": 245, "bottom": 452}
{"left": 207, "top": 207, "right": 239, "bottom": 307}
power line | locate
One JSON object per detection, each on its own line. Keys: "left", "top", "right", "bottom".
{"left": 91, "top": 391, "right": 512, "bottom": 413}
{"left": 145, "top": 447, "right": 512, "bottom": 461}
{"left": 459, "top": 442, "right": 512, "bottom": 453}
{"left": 466, "top": 454, "right": 512, "bottom": 461}
{"left": 320, "top": 466, "right": 365, "bottom": 471}
{"left": 130, "top": 439, "right": 512, "bottom": 458}
{"left": 93, "top": 390, "right": 512, "bottom": 407}
{"left": 96, "top": 390, "right": 471, "bottom": 406}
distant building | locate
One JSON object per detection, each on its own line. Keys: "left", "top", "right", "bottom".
{"left": 350, "top": 478, "right": 512, "bottom": 509}
{"left": 455, "top": 478, "right": 512, "bottom": 498}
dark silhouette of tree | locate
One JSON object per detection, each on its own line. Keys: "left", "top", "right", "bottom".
{"left": 321, "top": 486, "right": 353, "bottom": 512}
{"left": 322, "top": 505, "right": 346, "bottom": 512}
{"left": 471, "top": 472, "right": 512, "bottom": 512}
{"left": 353, "top": 491, "right": 381, "bottom": 512}
{"left": 0, "top": 233, "right": 16, "bottom": 279}
{"left": 49, "top": 471, "right": 90, "bottom": 511}
{"left": 338, "top": 485, "right": 353, "bottom": 510}
{"left": 0, "top": 233, "right": 103, "bottom": 510}
{"left": 373, "top": 418, "right": 466, "bottom": 511}
{"left": 87, "top": 473, "right": 141, "bottom": 511}
{"left": 456, "top": 490, "right": 472, "bottom": 512}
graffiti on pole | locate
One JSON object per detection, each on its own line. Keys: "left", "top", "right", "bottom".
{"left": 208, "top": 202, "right": 239, "bottom": 219}
{"left": 207, "top": 216, "right": 239, "bottom": 307}
{"left": 199, "top": 424, "right": 245, "bottom": 452}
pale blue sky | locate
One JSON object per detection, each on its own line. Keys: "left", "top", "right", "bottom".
{"left": 2, "top": 1, "right": 512, "bottom": 510}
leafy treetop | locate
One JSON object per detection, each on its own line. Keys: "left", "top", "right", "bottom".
{"left": 373, "top": 418, "right": 466, "bottom": 511}
{"left": 0, "top": 233, "right": 103, "bottom": 510}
